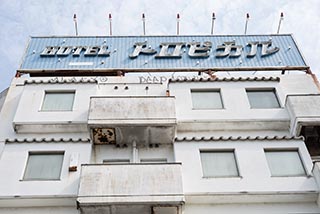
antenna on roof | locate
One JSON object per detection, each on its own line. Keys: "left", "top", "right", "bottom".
{"left": 109, "top": 13, "right": 112, "bottom": 36}
{"left": 211, "top": 12, "right": 216, "bottom": 35}
{"left": 277, "top": 12, "right": 284, "bottom": 34}
{"left": 177, "top": 13, "right": 180, "bottom": 35}
{"left": 142, "top": 13, "right": 146, "bottom": 36}
{"left": 244, "top": 13, "right": 249, "bottom": 35}
{"left": 73, "top": 14, "right": 78, "bottom": 36}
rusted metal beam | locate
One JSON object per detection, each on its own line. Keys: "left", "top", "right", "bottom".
{"left": 18, "top": 66, "right": 310, "bottom": 77}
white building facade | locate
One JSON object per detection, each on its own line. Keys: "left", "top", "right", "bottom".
{"left": 1, "top": 35, "right": 320, "bottom": 214}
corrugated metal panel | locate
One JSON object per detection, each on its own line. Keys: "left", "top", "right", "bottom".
{"left": 19, "top": 35, "right": 308, "bottom": 72}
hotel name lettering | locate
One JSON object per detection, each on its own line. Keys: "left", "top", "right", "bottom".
{"left": 40, "top": 40, "right": 279, "bottom": 59}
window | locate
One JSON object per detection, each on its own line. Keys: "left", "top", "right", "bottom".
{"left": 24, "top": 152, "right": 64, "bottom": 180}
{"left": 265, "top": 150, "right": 306, "bottom": 177}
{"left": 103, "top": 159, "right": 130, "bottom": 164}
{"left": 140, "top": 158, "right": 167, "bottom": 163}
{"left": 41, "top": 91, "right": 75, "bottom": 111}
{"left": 191, "top": 90, "right": 223, "bottom": 109}
{"left": 300, "top": 126, "right": 320, "bottom": 158}
{"left": 246, "top": 89, "right": 280, "bottom": 109}
{"left": 200, "top": 151, "right": 239, "bottom": 177}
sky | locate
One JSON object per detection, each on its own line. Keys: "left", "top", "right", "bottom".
{"left": 0, "top": 0, "right": 319, "bottom": 91}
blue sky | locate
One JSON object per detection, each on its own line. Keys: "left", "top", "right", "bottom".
{"left": 0, "top": 0, "right": 319, "bottom": 91}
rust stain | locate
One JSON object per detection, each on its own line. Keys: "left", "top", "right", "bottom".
{"left": 92, "top": 128, "right": 116, "bottom": 145}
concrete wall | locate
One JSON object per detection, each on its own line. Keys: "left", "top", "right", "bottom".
{"left": 169, "top": 74, "right": 320, "bottom": 132}
{"left": 0, "top": 88, "right": 8, "bottom": 114}
{"left": 13, "top": 83, "right": 97, "bottom": 133}
{"left": 174, "top": 139, "right": 317, "bottom": 201}
{"left": 88, "top": 96, "right": 176, "bottom": 123}
{"left": 0, "top": 142, "right": 91, "bottom": 197}
{"left": 184, "top": 203, "right": 320, "bottom": 214}
{"left": 0, "top": 74, "right": 320, "bottom": 212}
{"left": 170, "top": 80, "right": 288, "bottom": 121}
{"left": 0, "top": 82, "right": 24, "bottom": 141}
{"left": 78, "top": 163, "right": 183, "bottom": 204}
{"left": 10, "top": 76, "right": 169, "bottom": 134}
{"left": 0, "top": 207, "right": 79, "bottom": 214}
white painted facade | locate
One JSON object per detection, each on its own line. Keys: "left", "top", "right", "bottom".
{"left": 1, "top": 36, "right": 320, "bottom": 214}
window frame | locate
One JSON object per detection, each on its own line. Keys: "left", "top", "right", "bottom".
{"left": 22, "top": 151, "right": 65, "bottom": 181}
{"left": 246, "top": 88, "right": 281, "bottom": 109}
{"left": 264, "top": 149, "right": 307, "bottom": 177}
{"left": 199, "top": 149, "right": 240, "bottom": 178}
{"left": 191, "top": 89, "right": 224, "bottom": 110}
{"left": 40, "top": 90, "right": 76, "bottom": 112}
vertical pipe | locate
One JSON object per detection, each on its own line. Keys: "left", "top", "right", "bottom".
{"left": 177, "top": 13, "right": 180, "bottom": 35}
{"left": 142, "top": 13, "right": 146, "bottom": 36}
{"left": 277, "top": 12, "right": 284, "bottom": 34}
{"left": 73, "top": 14, "right": 78, "bottom": 36}
{"left": 244, "top": 13, "right": 249, "bottom": 35}
{"left": 109, "top": 13, "right": 112, "bottom": 36}
{"left": 211, "top": 12, "right": 216, "bottom": 35}
{"left": 132, "top": 140, "right": 138, "bottom": 163}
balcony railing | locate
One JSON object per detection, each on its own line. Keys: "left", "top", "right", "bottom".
{"left": 88, "top": 96, "right": 176, "bottom": 145}
{"left": 77, "top": 163, "right": 184, "bottom": 205}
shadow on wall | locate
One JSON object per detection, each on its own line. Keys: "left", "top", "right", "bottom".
{"left": 0, "top": 88, "right": 8, "bottom": 113}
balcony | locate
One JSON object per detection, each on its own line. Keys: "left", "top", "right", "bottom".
{"left": 88, "top": 96, "right": 176, "bottom": 145}
{"left": 287, "top": 95, "right": 320, "bottom": 134}
{"left": 77, "top": 163, "right": 184, "bottom": 214}
{"left": 286, "top": 95, "right": 320, "bottom": 160}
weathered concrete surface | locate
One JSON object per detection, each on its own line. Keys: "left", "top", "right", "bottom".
{"left": 78, "top": 163, "right": 184, "bottom": 205}
{"left": 286, "top": 95, "right": 320, "bottom": 135}
{"left": 88, "top": 96, "right": 177, "bottom": 144}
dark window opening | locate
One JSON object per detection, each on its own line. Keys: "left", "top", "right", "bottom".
{"left": 300, "top": 126, "right": 320, "bottom": 157}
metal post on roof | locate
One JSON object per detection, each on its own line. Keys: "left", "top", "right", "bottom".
{"left": 244, "top": 13, "right": 249, "bottom": 35}
{"left": 142, "top": 13, "right": 146, "bottom": 36}
{"left": 177, "top": 13, "right": 180, "bottom": 35}
{"left": 109, "top": 13, "right": 112, "bottom": 36}
{"left": 211, "top": 12, "right": 216, "bottom": 35}
{"left": 73, "top": 14, "right": 78, "bottom": 36}
{"left": 277, "top": 12, "right": 284, "bottom": 34}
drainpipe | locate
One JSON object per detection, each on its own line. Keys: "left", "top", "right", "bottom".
{"left": 307, "top": 68, "right": 320, "bottom": 92}
{"left": 132, "top": 140, "right": 139, "bottom": 163}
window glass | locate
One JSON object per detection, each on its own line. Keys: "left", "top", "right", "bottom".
{"left": 191, "top": 90, "right": 223, "bottom": 109}
{"left": 24, "top": 153, "right": 64, "bottom": 180}
{"left": 265, "top": 150, "right": 306, "bottom": 176}
{"left": 103, "top": 159, "right": 130, "bottom": 164}
{"left": 200, "top": 151, "right": 239, "bottom": 177}
{"left": 140, "top": 158, "right": 167, "bottom": 163}
{"left": 42, "top": 92, "right": 75, "bottom": 111}
{"left": 246, "top": 89, "right": 280, "bottom": 109}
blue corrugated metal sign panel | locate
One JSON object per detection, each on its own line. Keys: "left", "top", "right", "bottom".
{"left": 19, "top": 35, "right": 308, "bottom": 73}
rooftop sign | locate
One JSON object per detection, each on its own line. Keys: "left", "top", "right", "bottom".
{"left": 19, "top": 35, "right": 308, "bottom": 74}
